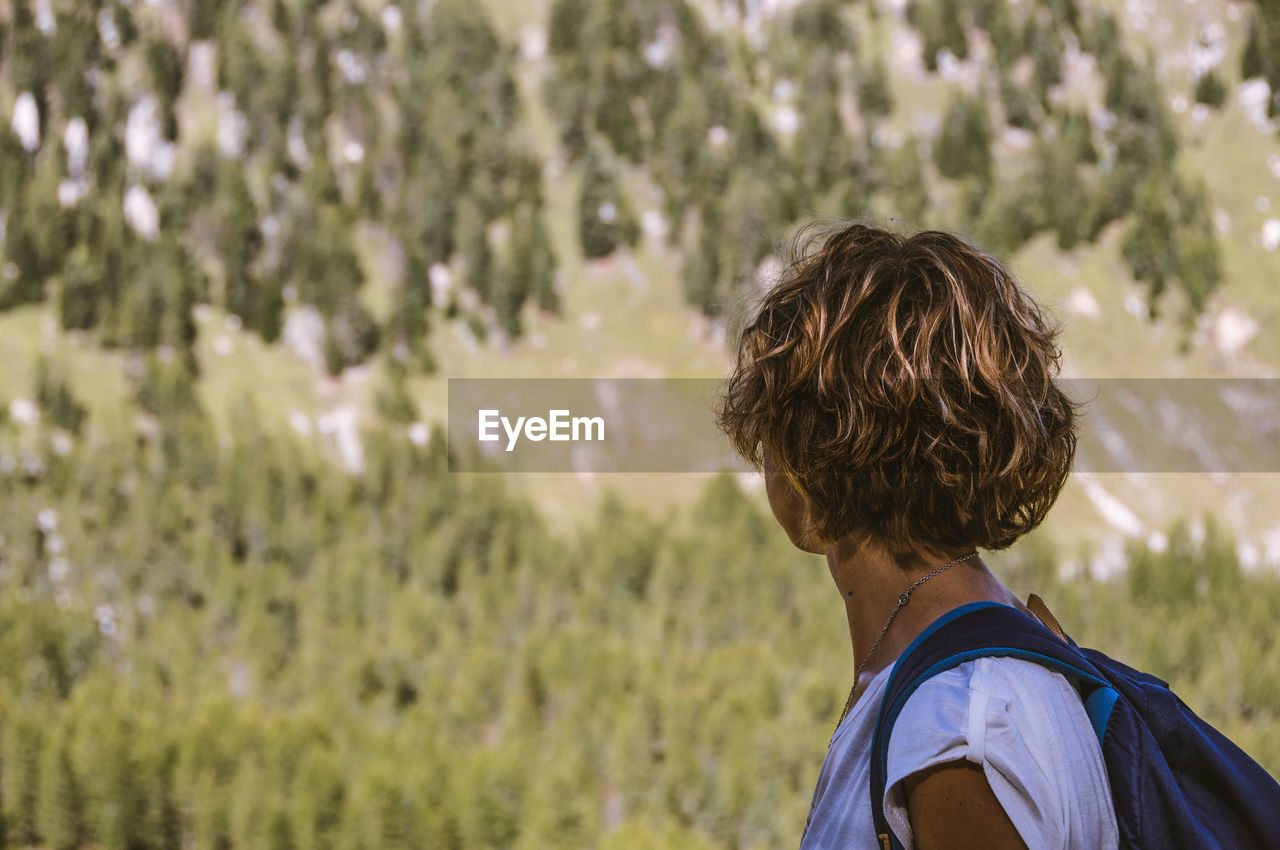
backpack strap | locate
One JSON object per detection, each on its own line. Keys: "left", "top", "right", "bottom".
{"left": 867, "top": 601, "right": 1118, "bottom": 850}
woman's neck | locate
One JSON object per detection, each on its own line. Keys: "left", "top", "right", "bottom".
{"left": 826, "top": 536, "right": 1026, "bottom": 702}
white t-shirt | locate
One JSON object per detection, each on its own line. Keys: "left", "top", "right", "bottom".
{"left": 798, "top": 656, "right": 1119, "bottom": 849}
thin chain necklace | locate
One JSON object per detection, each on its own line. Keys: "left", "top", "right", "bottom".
{"left": 832, "top": 550, "right": 979, "bottom": 736}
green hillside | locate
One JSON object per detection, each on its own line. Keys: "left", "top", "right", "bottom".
{"left": 2, "top": 0, "right": 1279, "bottom": 558}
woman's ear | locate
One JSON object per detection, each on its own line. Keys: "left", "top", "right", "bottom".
{"left": 763, "top": 453, "right": 826, "bottom": 555}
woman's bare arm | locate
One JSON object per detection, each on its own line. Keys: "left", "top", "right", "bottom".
{"left": 903, "top": 760, "right": 1028, "bottom": 850}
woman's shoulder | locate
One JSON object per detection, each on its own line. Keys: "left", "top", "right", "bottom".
{"left": 889, "top": 654, "right": 1103, "bottom": 782}
{"left": 884, "top": 656, "right": 1118, "bottom": 849}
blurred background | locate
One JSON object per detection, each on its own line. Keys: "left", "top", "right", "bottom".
{"left": 1, "top": 0, "right": 1279, "bottom": 847}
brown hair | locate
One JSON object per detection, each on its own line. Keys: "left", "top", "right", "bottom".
{"left": 717, "top": 220, "right": 1079, "bottom": 556}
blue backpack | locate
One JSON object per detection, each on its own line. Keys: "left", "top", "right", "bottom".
{"left": 869, "top": 600, "right": 1280, "bottom": 849}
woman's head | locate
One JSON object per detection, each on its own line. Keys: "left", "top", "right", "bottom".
{"left": 718, "top": 220, "right": 1078, "bottom": 559}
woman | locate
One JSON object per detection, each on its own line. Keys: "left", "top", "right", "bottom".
{"left": 717, "top": 222, "right": 1117, "bottom": 849}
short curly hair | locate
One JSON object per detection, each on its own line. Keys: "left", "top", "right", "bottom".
{"left": 718, "top": 220, "right": 1079, "bottom": 556}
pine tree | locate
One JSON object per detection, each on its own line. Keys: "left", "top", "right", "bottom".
{"left": 881, "top": 138, "right": 929, "bottom": 226}
{"left": 973, "top": 170, "right": 1043, "bottom": 257}
{"left": 934, "top": 94, "right": 992, "bottom": 185}
{"left": 909, "top": 0, "right": 966, "bottom": 70}
{"left": 596, "top": 57, "right": 645, "bottom": 163}
{"left": 791, "top": 0, "right": 852, "bottom": 50}
{"left": 522, "top": 203, "right": 559, "bottom": 314}
{"left": 1121, "top": 169, "right": 1178, "bottom": 315}
{"left": 577, "top": 146, "right": 638, "bottom": 260}
{"left": 548, "top": 0, "right": 589, "bottom": 55}
{"left": 1029, "top": 13, "right": 1063, "bottom": 99}
{"left": 213, "top": 159, "right": 264, "bottom": 332}
{"left": 35, "top": 356, "right": 89, "bottom": 436}
{"left": 1194, "top": 71, "right": 1227, "bottom": 108}
{"left": 1241, "top": 15, "right": 1267, "bottom": 81}
{"left": 454, "top": 194, "right": 493, "bottom": 302}
{"left": 937, "top": 0, "right": 969, "bottom": 61}
{"left": 146, "top": 37, "right": 184, "bottom": 141}
{"left": 296, "top": 204, "right": 364, "bottom": 318}
{"left": 495, "top": 202, "right": 559, "bottom": 336}
{"left": 59, "top": 244, "right": 101, "bottom": 331}
{"left": 36, "top": 735, "right": 84, "bottom": 850}
{"left": 681, "top": 204, "right": 722, "bottom": 316}
{"left": 191, "top": 0, "right": 222, "bottom": 40}
{"left": 323, "top": 296, "right": 382, "bottom": 376}
{"left": 375, "top": 359, "right": 418, "bottom": 424}
{"left": 1035, "top": 136, "right": 1089, "bottom": 251}
{"left": 1, "top": 709, "right": 43, "bottom": 846}
{"left": 796, "top": 55, "right": 850, "bottom": 194}
{"left": 857, "top": 56, "right": 894, "bottom": 119}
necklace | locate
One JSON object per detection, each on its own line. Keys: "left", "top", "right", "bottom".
{"left": 832, "top": 550, "right": 979, "bottom": 736}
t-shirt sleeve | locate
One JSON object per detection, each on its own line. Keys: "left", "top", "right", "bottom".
{"left": 879, "top": 657, "right": 1118, "bottom": 850}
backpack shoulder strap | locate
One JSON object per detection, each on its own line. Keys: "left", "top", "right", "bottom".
{"left": 867, "top": 601, "right": 1116, "bottom": 850}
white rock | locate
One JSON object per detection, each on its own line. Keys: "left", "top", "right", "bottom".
{"left": 772, "top": 104, "right": 799, "bottom": 136}
{"left": 123, "top": 185, "right": 160, "bottom": 241}
{"left": 643, "top": 38, "right": 671, "bottom": 69}
{"left": 1238, "top": 540, "right": 1261, "bottom": 569}
{"left": 65, "top": 117, "right": 89, "bottom": 177}
{"left": 12, "top": 92, "right": 40, "bottom": 152}
{"left": 519, "top": 25, "right": 547, "bottom": 61}
{"left": 1076, "top": 475, "right": 1146, "bottom": 536}
{"left": 282, "top": 304, "right": 326, "bottom": 372}
{"left": 1238, "top": 79, "right": 1277, "bottom": 133}
{"left": 288, "top": 410, "right": 313, "bottom": 436}
{"left": 9, "top": 399, "right": 40, "bottom": 427}
{"left": 597, "top": 201, "right": 617, "bottom": 223}
{"left": 382, "top": 5, "right": 403, "bottom": 33}
{"left": 58, "top": 179, "right": 89, "bottom": 208}
{"left": 287, "top": 117, "right": 311, "bottom": 168}
{"left": 1212, "top": 307, "right": 1258, "bottom": 356}
{"left": 429, "top": 262, "right": 452, "bottom": 304}
{"left": 217, "top": 93, "right": 248, "bottom": 159}
{"left": 407, "top": 422, "right": 430, "bottom": 446}
{"left": 97, "top": 8, "right": 121, "bottom": 50}
{"left": 1065, "top": 286, "right": 1102, "bottom": 320}
{"left": 34, "top": 0, "right": 55, "bottom": 35}
{"left": 188, "top": 42, "right": 217, "bottom": 89}
{"left": 335, "top": 49, "right": 367, "bottom": 84}
{"left": 37, "top": 507, "right": 59, "bottom": 533}
{"left": 317, "top": 405, "right": 364, "bottom": 473}
{"left": 1261, "top": 523, "right": 1280, "bottom": 566}
{"left": 1262, "top": 218, "right": 1280, "bottom": 251}
{"left": 50, "top": 431, "right": 74, "bottom": 457}
{"left": 1089, "top": 536, "right": 1128, "bottom": 579}
{"left": 126, "top": 96, "right": 176, "bottom": 180}
{"left": 641, "top": 209, "right": 668, "bottom": 240}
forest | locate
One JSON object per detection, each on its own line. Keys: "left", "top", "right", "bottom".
{"left": 2, "top": 408, "right": 1279, "bottom": 849}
